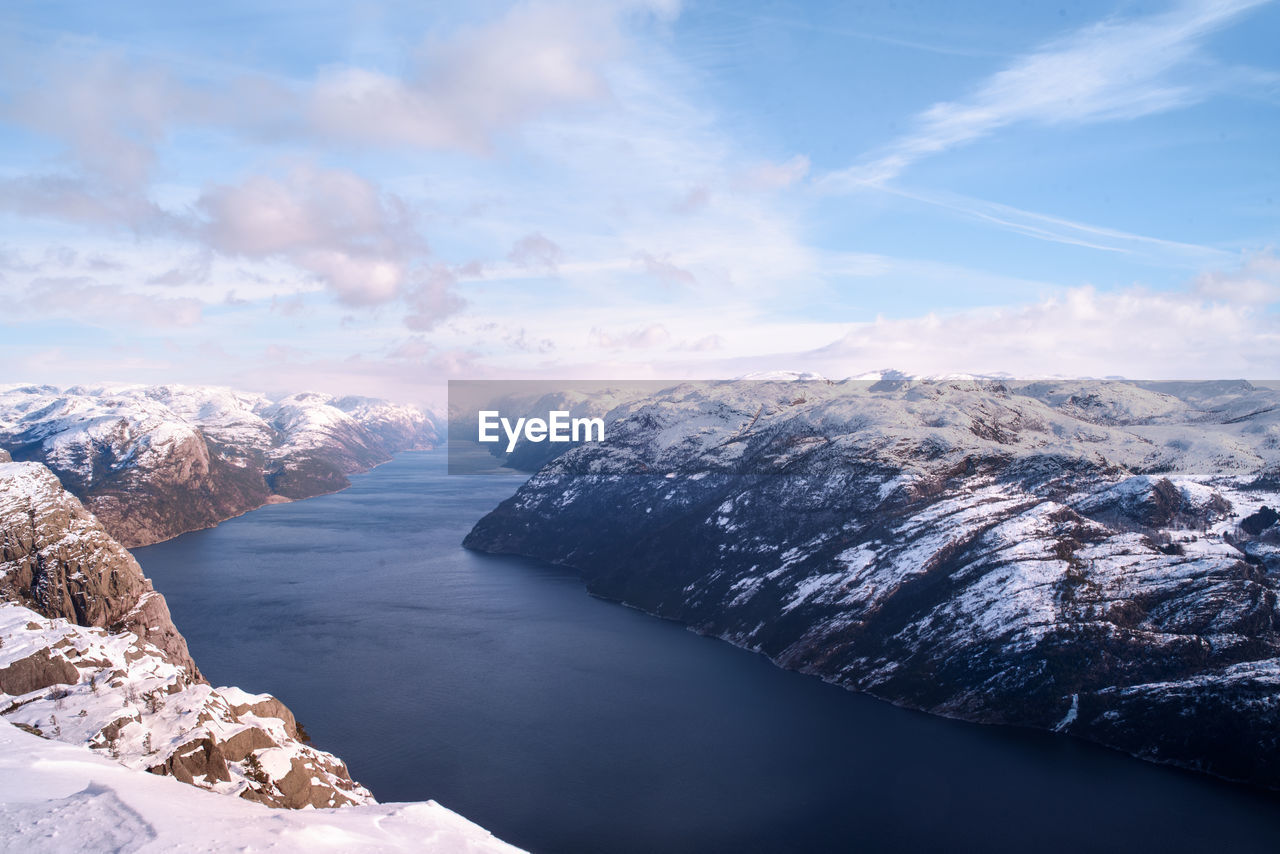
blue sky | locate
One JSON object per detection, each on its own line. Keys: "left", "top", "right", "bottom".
{"left": 1, "top": 0, "right": 1277, "bottom": 401}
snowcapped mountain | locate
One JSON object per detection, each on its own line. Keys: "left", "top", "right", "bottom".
{"left": 0, "top": 455, "right": 521, "bottom": 849}
{"left": 464, "top": 377, "right": 1280, "bottom": 788}
{"left": 0, "top": 461, "right": 366, "bottom": 809}
{"left": 0, "top": 384, "right": 440, "bottom": 547}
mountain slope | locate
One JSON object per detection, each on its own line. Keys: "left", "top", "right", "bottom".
{"left": 0, "top": 384, "right": 439, "bottom": 547}
{"left": 0, "top": 461, "right": 371, "bottom": 810}
{"left": 465, "top": 378, "right": 1280, "bottom": 787}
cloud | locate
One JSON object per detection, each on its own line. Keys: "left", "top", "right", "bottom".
{"left": 823, "top": 0, "right": 1271, "bottom": 188}
{"left": 589, "top": 323, "right": 672, "bottom": 349}
{"left": 4, "top": 48, "right": 182, "bottom": 187}
{"left": 865, "top": 184, "right": 1234, "bottom": 261}
{"left": 306, "top": 2, "right": 620, "bottom": 152}
{"left": 14, "top": 276, "right": 203, "bottom": 327}
{"left": 504, "top": 327, "right": 557, "bottom": 353}
{"left": 507, "top": 232, "right": 565, "bottom": 273}
{"left": 736, "top": 155, "right": 810, "bottom": 192}
{"left": 148, "top": 251, "right": 212, "bottom": 286}
{"left": 403, "top": 265, "right": 466, "bottom": 331}
{"left": 0, "top": 174, "right": 172, "bottom": 229}
{"left": 671, "top": 186, "right": 711, "bottom": 213}
{"left": 636, "top": 251, "right": 695, "bottom": 285}
{"left": 42, "top": 246, "right": 77, "bottom": 267}
{"left": 1, "top": 2, "right": 665, "bottom": 172}
{"left": 677, "top": 333, "right": 724, "bottom": 351}
{"left": 196, "top": 167, "right": 422, "bottom": 306}
{"left": 269, "top": 293, "right": 308, "bottom": 318}
{"left": 389, "top": 337, "right": 434, "bottom": 360}
{"left": 1194, "top": 252, "right": 1280, "bottom": 304}
{"left": 808, "top": 257, "right": 1280, "bottom": 378}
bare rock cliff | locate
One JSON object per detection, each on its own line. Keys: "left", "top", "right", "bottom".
{"left": 0, "top": 460, "right": 374, "bottom": 809}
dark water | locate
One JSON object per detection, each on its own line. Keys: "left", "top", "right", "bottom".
{"left": 133, "top": 450, "right": 1280, "bottom": 854}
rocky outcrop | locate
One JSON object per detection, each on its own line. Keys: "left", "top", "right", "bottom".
{"left": 0, "top": 461, "right": 374, "bottom": 810}
{"left": 0, "top": 461, "right": 200, "bottom": 675}
{"left": 0, "top": 384, "right": 439, "bottom": 547}
{"left": 465, "top": 378, "right": 1280, "bottom": 789}
{"left": 0, "top": 723, "right": 524, "bottom": 853}
{"left": 0, "top": 647, "right": 78, "bottom": 695}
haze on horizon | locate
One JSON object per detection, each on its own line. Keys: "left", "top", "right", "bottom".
{"left": 1, "top": 0, "right": 1278, "bottom": 404}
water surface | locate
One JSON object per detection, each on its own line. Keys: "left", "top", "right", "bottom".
{"left": 134, "top": 449, "right": 1280, "bottom": 853}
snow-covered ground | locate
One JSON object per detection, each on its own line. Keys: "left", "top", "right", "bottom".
{"left": 0, "top": 602, "right": 372, "bottom": 810}
{"left": 0, "top": 723, "right": 523, "bottom": 853}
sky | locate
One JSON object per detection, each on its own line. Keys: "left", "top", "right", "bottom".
{"left": 0, "top": 0, "right": 1277, "bottom": 403}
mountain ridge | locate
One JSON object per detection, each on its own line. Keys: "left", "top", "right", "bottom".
{"left": 0, "top": 384, "right": 441, "bottom": 547}
{"left": 464, "top": 377, "right": 1280, "bottom": 788}
{"left": 0, "top": 459, "right": 375, "bottom": 810}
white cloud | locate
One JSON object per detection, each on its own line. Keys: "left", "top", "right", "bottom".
{"left": 807, "top": 264, "right": 1280, "bottom": 379}
{"left": 195, "top": 166, "right": 423, "bottom": 307}
{"left": 823, "top": 0, "right": 1271, "bottom": 189}
{"left": 4, "top": 48, "right": 181, "bottom": 187}
{"left": 307, "top": 2, "right": 616, "bottom": 152}
{"left": 1194, "top": 252, "right": 1280, "bottom": 303}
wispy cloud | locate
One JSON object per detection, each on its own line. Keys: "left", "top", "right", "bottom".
{"left": 822, "top": 0, "right": 1272, "bottom": 189}
{"left": 722, "top": 10, "right": 1011, "bottom": 59}
{"left": 866, "top": 184, "right": 1237, "bottom": 261}
{"left": 14, "top": 276, "right": 203, "bottom": 327}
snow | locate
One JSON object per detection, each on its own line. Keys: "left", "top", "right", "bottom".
{"left": 0, "top": 384, "right": 438, "bottom": 489}
{"left": 1054, "top": 694, "right": 1079, "bottom": 732}
{"left": 0, "top": 723, "right": 523, "bottom": 853}
{"left": 547, "top": 377, "right": 1280, "bottom": 479}
{"left": 0, "top": 602, "right": 370, "bottom": 807}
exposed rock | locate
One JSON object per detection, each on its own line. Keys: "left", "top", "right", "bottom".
{"left": 227, "top": 695, "right": 297, "bottom": 739}
{"left": 0, "top": 384, "right": 438, "bottom": 547}
{"left": 0, "top": 461, "right": 200, "bottom": 678}
{"left": 0, "top": 462, "right": 375, "bottom": 810}
{"left": 1, "top": 600, "right": 375, "bottom": 809}
{"left": 153, "top": 736, "right": 231, "bottom": 785}
{"left": 0, "top": 648, "right": 78, "bottom": 696}
{"left": 465, "top": 378, "right": 1280, "bottom": 789}
{"left": 218, "top": 726, "right": 277, "bottom": 762}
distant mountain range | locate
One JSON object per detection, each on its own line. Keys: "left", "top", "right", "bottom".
{"left": 465, "top": 376, "right": 1280, "bottom": 788}
{"left": 7, "top": 373, "right": 1280, "bottom": 842}
{"left": 0, "top": 384, "right": 441, "bottom": 547}
{"left": 0, "top": 388, "right": 518, "bottom": 850}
